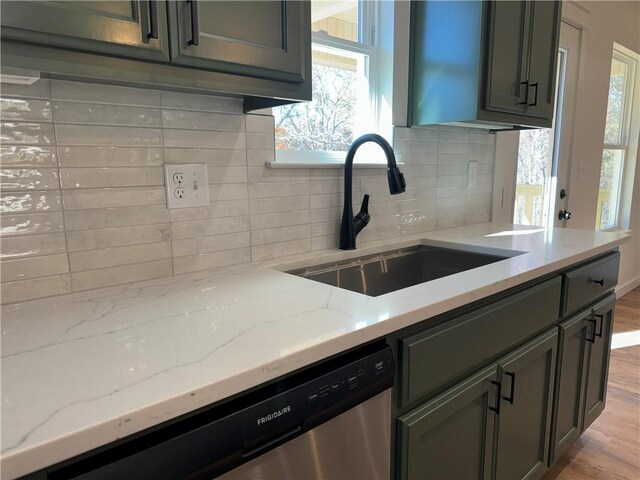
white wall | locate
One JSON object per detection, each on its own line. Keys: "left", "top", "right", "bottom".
{"left": 563, "top": 1, "right": 640, "bottom": 294}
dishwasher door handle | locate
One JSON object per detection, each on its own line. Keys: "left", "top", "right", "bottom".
{"left": 241, "top": 425, "right": 303, "bottom": 458}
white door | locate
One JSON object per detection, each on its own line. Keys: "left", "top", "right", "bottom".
{"left": 510, "top": 22, "right": 582, "bottom": 228}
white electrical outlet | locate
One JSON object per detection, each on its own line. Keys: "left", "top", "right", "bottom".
{"left": 164, "top": 164, "right": 209, "bottom": 209}
{"left": 467, "top": 161, "right": 478, "bottom": 187}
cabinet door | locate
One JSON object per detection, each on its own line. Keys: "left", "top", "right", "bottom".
{"left": 169, "top": 0, "right": 309, "bottom": 84}
{"left": 0, "top": 1, "right": 169, "bottom": 61}
{"left": 549, "top": 313, "right": 589, "bottom": 464}
{"left": 494, "top": 329, "right": 557, "bottom": 480}
{"left": 483, "top": 0, "right": 530, "bottom": 116}
{"left": 583, "top": 294, "right": 616, "bottom": 430}
{"left": 524, "top": 0, "right": 562, "bottom": 120}
{"left": 398, "top": 365, "right": 498, "bottom": 480}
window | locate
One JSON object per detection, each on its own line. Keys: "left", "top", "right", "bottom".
{"left": 273, "top": 1, "right": 390, "bottom": 164}
{"left": 596, "top": 46, "right": 639, "bottom": 230}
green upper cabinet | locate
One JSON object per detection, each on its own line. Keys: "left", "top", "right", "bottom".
{"left": 0, "top": 1, "right": 169, "bottom": 61}
{"left": 168, "top": 1, "right": 308, "bottom": 85}
{"left": 0, "top": 0, "right": 311, "bottom": 108}
{"left": 410, "top": 0, "right": 562, "bottom": 129}
{"left": 483, "top": 0, "right": 530, "bottom": 117}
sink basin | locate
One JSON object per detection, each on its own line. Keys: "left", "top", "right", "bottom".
{"left": 287, "top": 244, "right": 520, "bottom": 297}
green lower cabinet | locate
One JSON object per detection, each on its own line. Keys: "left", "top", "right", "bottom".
{"left": 397, "top": 365, "right": 499, "bottom": 480}
{"left": 582, "top": 295, "right": 616, "bottom": 430}
{"left": 549, "top": 312, "right": 589, "bottom": 464}
{"left": 549, "top": 293, "right": 616, "bottom": 466}
{"left": 494, "top": 329, "right": 558, "bottom": 480}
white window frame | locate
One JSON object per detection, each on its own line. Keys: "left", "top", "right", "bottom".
{"left": 598, "top": 44, "right": 639, "bottom": 231}
{"left": 274, "top": 0, "right": 390, "bottom": 166}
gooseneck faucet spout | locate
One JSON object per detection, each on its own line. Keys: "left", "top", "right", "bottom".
{"left": 339, "top": 133, "right": 406, "bottom": 250}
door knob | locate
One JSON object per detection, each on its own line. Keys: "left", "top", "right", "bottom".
{"left": 559, "top": 189, "right": 567, "bottom": 199}
{"left": 558, "top": 210, "right": 572, "bottom": 221}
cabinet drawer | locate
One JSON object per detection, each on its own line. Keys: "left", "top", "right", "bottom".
{"left": 399, "top": 277, "right": 561, "bottom": 407}
{"left": 561, "top": 252, "right": 619, "bottom": 316}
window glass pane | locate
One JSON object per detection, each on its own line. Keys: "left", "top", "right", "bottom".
{"left": 604, "top": 58, "right": 628, "bottom": 145}
{"left": 514, "top": 129, "right": 553, "bottom": 226}
{"left": 274, "top": 47, "right": 369, "bottom": 153}
{"left": 312, "top": 0, "right": 359, "bottom": 42}
{"left": 596, "top": 148, "right": 625, "bottom": 229}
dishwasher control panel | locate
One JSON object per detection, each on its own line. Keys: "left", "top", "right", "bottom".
{"left": 240, "top": 345, "right": 394, "bottom": 449}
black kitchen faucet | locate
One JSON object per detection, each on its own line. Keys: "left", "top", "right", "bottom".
{"left": 339, "top": 133, "right": 406, "bottom": 250}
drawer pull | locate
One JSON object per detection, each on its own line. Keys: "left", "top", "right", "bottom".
{"left": 502, "top": 371, "right": 515, "bottom": 404}
{"left": 147, "top": 1, "right": 158, "bottom": 39}
{"left": 594, "top": 313, "right": 604, "bottom": 338}
{"left": 489, "top": 381, "right": 502, "bottom": 414}
{"left": 590, "top": 278, "right": 605, "bottom": 286}
{"left": 187, "top": 0, "right": 199, "bottom": 46}
{"left": 586, "top": 318, "right": 597, "bottom": 343}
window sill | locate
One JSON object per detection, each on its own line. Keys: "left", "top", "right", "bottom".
{"left": 266, "top": 161, "right": 393, "bottom": 169}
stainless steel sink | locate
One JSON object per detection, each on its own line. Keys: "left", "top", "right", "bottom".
{"left": 287, "top": 244, "right": 519, "bottom": 297}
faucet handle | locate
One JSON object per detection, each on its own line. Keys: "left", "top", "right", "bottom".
{"left": 354, "top": 194, "right": 370, "bottom": 234}
{"left": 359, "top": 194, "right": 369, "bottom": 215}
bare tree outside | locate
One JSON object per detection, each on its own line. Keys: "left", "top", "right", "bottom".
{"left": 274, "top": 62, "right": 358, "bottom": 152}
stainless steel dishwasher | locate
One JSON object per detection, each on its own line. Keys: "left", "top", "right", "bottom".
{"left": 46, "top": 343, "right": 394, "bottom": 480}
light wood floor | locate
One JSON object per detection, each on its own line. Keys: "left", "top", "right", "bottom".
{"left": 545, "top": 287, "right": 640, "bottom": 480}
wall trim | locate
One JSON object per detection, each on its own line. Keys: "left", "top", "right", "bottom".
{"left": 616, "top": 275, "right": 640, "bottom": 299}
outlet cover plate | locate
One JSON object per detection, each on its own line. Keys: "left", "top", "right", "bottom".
{"left": 164, "top": 164, "right": 209, "bottom": 209}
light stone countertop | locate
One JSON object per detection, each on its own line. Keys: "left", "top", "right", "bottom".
{"left": 0, "top": 223, "right": 630, "bottom": 479}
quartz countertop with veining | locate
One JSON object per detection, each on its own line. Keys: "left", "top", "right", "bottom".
{"left": 0, "top": 223, "right": 630, "bottom": 479}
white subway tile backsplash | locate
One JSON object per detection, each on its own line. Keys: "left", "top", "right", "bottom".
{"left": 58, "top": 146, "right": 163, "bottom": 167}
{"left": 1, "top": 98, "right": 52, "bottom": 122}
{"left": 60, "top": 167, "right": 164, "bottom": 188}
{"left": 168, "top": 200, "right": 249, "bottom": 222}
{"left": 163, "top": 129, "right": 244, "bottom": 149}
{"left": 252, "top": 238, "right": 310, "bottom": 262}
{"left": 250, "top": 210, "right": 311, "bottom": 231}
{"left": 62, "top": 187, "right": 165, "bottom": 209}
{"left": 0, "top": 79, "right": 495, "bottom": 303}
{"left": 172, "top": 232, "right": 251, "bottom": 257}
{"left": 249, "top": 181, "right": 309, "bottom": 199}
{"left": 67, "top": 223, "right": 171, "bottom": 252}
{"left": 246, "top": 115, "right": 274, "bottom": 133}
{"left": 1, "top": 233, "right": 67, "bottom": 260}
{"left": 1, "top": 274, "right": 71, "bottom": 304}
{"left": 171, "top": 216, "right": 250, "bottom": 240}
{"left": 251, "top": 224, "right": 310, "bottom": 246}
{"left": 1, "top": 253, "right": 69, "bottom": 282}
{"left": 207, "top": 166, "right": 247, "bottom": 184}
{"left": 173, "top": 248, "right": 251, "bottom": 275}
{"left": 0, "top": 168, "right": 59, "bottom": 190}
{"left": 71, "top": 259, "right": 173, "bottom": 291}
{"left": 53, "top": 102, "right": 162, "bottom": 127}
{"left": 246, "top": 132, "right": 275, "bottom": 150}
{"left": 162, "top": 110, "right": 245, "bottom": 132}
{"left": 1, "top": 212, "right": 64, "bottom": 236}
{"left": 64, "top": 205, "right": 169, "bottom": 231}
{"left": 55, "top": 124, "right": 162, "bottom": 147}
{"left": 1, "top": 146, "right": 57, "bottom": 167}
{"left": 164, "top": 148, "right": 246, "bottom": 166}
{"left": 249, "top": 195, "right": 311, "bottom": 215}
{"left": 248, "top": 166, "right": 308, "bottom": 183}
{"left": 69, "top": 241, "right": 172, "bottom": 271}
{"left": 1, "top": 122, "right": 54, "bottom": 144}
